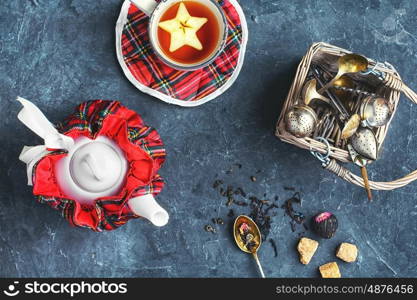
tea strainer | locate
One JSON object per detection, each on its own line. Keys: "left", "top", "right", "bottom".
{"left": 360, "top": 96, "right": 392, "bottom": 127}
{"left": 285, "top": 104, "right": 318, "bottom": 138}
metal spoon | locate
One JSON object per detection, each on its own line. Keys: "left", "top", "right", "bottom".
{"left": 333, "top": 75, "right": 355, "bottom": 93}
{"left": 311, "top": 65, "right": 350, "bottom": 121}
{"left": 233, "top": 215, "right": 265, "bottom": 278}
{"left": 318, "top": 54, "right": 368, "bottom": 94}
{"left": 341, "top": 114, "right": 361, "bottom": 139}
{"left": 302, "top": 79, "right": 330, "bottom": 105}
{"left": 311, "top": 67, "right": 361, "bottom": 139}
{"left": 333, "top": 75, "right": 355, "bottom": 102}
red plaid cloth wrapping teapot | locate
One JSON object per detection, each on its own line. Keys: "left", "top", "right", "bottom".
{"left": 17, "top": 97, "right": 168, "bottom": 231}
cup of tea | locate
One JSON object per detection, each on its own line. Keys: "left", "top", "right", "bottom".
{"left": 130, "top": 0, "right": 228, "bottom": 71}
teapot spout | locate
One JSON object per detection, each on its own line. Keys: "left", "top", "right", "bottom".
{"left": 128, "top": 194, "right": 169, "bottom": 227}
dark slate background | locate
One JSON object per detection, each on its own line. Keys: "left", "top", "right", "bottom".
{"left": 1, "top": 0, "right": 416, "bottom": 278}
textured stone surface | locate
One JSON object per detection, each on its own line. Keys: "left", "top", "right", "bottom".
{"left": 1, "top": 0, "right": 417, "bottom": 278}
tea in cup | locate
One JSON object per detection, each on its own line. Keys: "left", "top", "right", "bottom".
{"left": 130, "top": 0, "right": 228, "bottom": 70}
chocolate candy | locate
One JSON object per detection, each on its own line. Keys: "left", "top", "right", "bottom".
{"left": 312, "top": 212, "right": 338, "bottom": 239}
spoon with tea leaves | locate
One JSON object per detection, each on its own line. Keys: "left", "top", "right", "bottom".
{"left": 318, "top": 54, "right": 368, "bottom": 94}
{"left": 233, "top": 215, "right": 265, "bottom": 278}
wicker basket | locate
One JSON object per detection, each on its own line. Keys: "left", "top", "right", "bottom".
{"left": 276, "top": 42, "right": 417, "bottom": 191}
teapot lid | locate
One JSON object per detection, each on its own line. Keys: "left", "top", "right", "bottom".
{"left": 69, "top": 141, "right": 125, "bottom": 193}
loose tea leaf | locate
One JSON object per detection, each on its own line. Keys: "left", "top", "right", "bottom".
{"left": 209, "top": 166, "right": 281, "bottom": 252}
{"left": 284, "top": 186, "right": 295, "bottom": 191}
{"left": 226, "top": 163, "right": 242, "bottom": 175}
{"left": 281, "top": 192, "right": 303, "bottom": 223}
{"left": 235, "top": 187, "right": 246, "bottom": 197}
{"left": 212, "top": 180, "right": 223, "bottom": 189}
{"left": 226, "top": 186, "right": 234, "bottom": 197}
{"left": 269, "top": 239, "right": 278, "bottom": 257}
{"left": 281, "top": 192, "right": 306, "bottom": 233}
{"left": 248, "top": 196, "right": 278, "bottom": 241}
{"left": 264, "top": 203, "right": 278, "bottom": 214}
{"left": 212, "top": 218, "right": 224, "bottom": 225}
{"left": 239, "top": 223, "right": 258, "bottom": 252}
{"left": 204, "top": 224, "right": 216, "bottom": 233}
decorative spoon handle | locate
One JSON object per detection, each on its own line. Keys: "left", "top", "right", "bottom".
{"left": 333, "top": 86, "right": 376, "bottom": 97}
{"left": 252, "top": 253, "right": 265, "bottom": 278}
{"left": 318, "top": 75, "right": 340, "bottom": 94}
{"left": 361, "top": 166, "right": 372, "bottom": 201}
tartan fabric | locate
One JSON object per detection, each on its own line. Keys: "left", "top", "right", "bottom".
{"left": 32, "top": 100, "right": 166, "bottom": 231}
{"left": 121, "top": 0, "right": 243, "bottom": 102}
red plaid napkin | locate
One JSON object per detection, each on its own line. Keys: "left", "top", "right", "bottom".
{"left": 32, "top": 100, "right": 166, "bottom": 231}
{"left": 117, "top": 0, "right": 246, "bottom": 106}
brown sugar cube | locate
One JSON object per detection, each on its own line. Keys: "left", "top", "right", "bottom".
{"left": 297, "top": 237, "right": 319, "bottom": 265}
{"left": 336, "top": 242, "right": 358, "bottom": 262}
{"left": 319, "top": 262, "right": 341, "bottom": 278}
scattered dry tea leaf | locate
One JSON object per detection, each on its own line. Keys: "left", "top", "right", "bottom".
{"left": 204, "top": 224, "right": 216, "bottom": 233}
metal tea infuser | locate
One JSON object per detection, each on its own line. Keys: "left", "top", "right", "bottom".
{"left": 285, "top": 79, "right": 333, "bottom": 138}
{"left": 326, "top": 74, "right": 392, "bottom": 128}
{"left": 350, "top": 127, "right": 378, "bottom": 161}
{"left": 285, "top": 104, "right": 319, "bottom": 138}
{"left": 359, "top": 96, "right": 392, "bottom": 127}
{"left": 350, "top": 126, "right": 378, "bottom": 198}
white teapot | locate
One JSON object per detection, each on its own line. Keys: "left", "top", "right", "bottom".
{"left": 17, "top": 97, "right": 169, "bottom": 227}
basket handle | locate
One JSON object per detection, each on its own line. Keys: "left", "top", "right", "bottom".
{"left": 383, "top": 73, "right": 417, "bottom": 104}
{"left": 324, "top": 159, "right": 417, "bottom": 191}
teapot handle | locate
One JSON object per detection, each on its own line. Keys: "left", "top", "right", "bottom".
{"left": 19, "top": 145, "right": 50, "bottom": 186}
{"left": 17, "top": 97, "right": 74, "bottom": 150}
{"left": 129, "top": 0, "right": 159, "bottom": 16}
